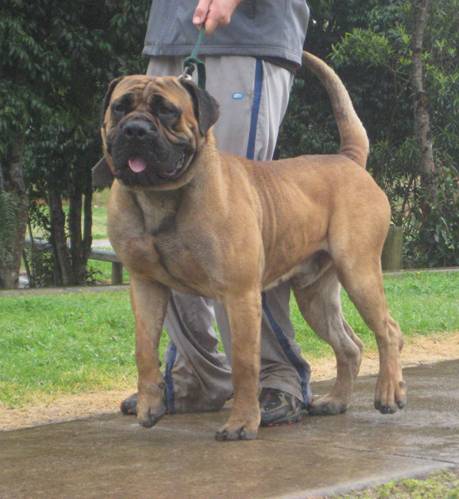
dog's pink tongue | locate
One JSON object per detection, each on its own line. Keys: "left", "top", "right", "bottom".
{"left": 128, "top": 158, "right": 147, "bottom": 173}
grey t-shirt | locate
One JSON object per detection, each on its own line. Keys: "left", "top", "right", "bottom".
{"left": 143, "top": 0, "right": 310, "bottom": 66}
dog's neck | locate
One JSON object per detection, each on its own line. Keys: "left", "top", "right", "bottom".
{"left": 185, "top": 132, "right": 229, "bottom": 204}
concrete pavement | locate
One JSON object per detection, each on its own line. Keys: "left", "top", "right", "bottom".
{"left": 1, "top": 360, "right": 458, "bottom": 498}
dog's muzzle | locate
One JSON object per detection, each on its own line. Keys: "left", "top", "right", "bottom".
{"left": 108, "top": 117, "right": 194, "bottom": 187}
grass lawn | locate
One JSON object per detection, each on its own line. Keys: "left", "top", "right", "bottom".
{"left": 0, "top": 271, "right": 458, "bottom": 408}
{"left": 343, "top": 469, "right": 459, "bottom": 498}
{"left": 92, "top": 205, "right": 109, "bottom": 240}
{"left": 91, "top": 190, "right": 110, "bottom": 240}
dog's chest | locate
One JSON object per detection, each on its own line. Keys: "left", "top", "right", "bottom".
{"left": 132, "top": 192, "right": 221, "bottom": 295}
{"left": 135, "top": 191, "right": 178, "bottom": 235}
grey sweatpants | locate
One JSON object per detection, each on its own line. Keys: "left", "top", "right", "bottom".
{"left": 147, "top": 56, "right": 311, "bottom": 413}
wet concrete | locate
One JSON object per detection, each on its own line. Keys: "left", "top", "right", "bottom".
{"left": 1, "top": 360, "right": 458, "bottom": 498}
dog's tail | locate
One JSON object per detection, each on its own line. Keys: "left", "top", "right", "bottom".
{"left": 302, "top": 51, "right": 369, "bottom": 168}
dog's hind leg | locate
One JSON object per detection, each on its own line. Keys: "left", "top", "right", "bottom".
{"left": 335, "top": 256, "right": 406, "bottom": 414}
{"left": 293, "top": 268, "right": 363, "bottom": 415}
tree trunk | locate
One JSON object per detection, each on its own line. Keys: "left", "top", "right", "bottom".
{"left": 82, "top": 188, "right": 93, "bottom": 278}
{"left": 68, "top": 182, "right": 82, "bottom": 283}
{"left": 0, "top": 141, "right": 29, "bottom": 289}
{"left": 411, "top": 0, "right": 435, "bottom": 182}
{"left": 68, "top": 166, "right": 93, "bottom": 285}
{"left": 48, "top": 190, "right": 72, "bottom": 285}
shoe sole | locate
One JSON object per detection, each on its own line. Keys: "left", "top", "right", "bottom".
{"left": 260, "top": 411, "right": 305, "bottom": 427}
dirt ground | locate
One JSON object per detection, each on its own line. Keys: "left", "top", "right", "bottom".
{"left": 1, "top": 332, "right": 458, "bottom": 432}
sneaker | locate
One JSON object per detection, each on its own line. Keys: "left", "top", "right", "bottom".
{"left": 120, "top": 392, "right": 138, "bottom": 416}
{"left": 120, "top": 389, "right": 169, "bottom": 415}
{"left": 259, "top": 387, "right": 305, "bottom": 427}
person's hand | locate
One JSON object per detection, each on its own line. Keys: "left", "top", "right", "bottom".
{"left": 193, "top": 0, "right": 242, "bottom": 34}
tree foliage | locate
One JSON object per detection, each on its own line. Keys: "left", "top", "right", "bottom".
{"left": 0, "top": 0, "right": 150, "bottom": 286}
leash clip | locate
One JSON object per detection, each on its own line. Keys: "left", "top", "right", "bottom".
{"left": 179, "top": 65, "right": 194, "bottom": 82}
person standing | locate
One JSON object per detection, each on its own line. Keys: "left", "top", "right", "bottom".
{"left": 121, "top": 0, "right": 312, "bottom": 426}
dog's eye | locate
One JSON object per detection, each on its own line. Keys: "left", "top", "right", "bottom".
{"left": 152, "top": 97, "right": 181, "bottom": 125}
{"left": 158, "top": 103, "right": 180, "bottom": 120}
{"left": 112, "top": 102, "right": 126, "bottom": 116}
{"left": 111, "top": 93, "right": 134, "bottom": 119}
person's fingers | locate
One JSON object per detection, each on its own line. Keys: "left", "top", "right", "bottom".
{"left": 203, "top": 16, "right": 220, "bottom": 35}
{"left": 203, "top": 1, "right": 234, "bottom": 34}
{"left": 193, "top": 0, "right": 212, "bottom": 25}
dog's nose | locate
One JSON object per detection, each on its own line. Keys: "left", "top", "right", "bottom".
{"left": 123, "top": 120, "right": 155, "bottom": 139}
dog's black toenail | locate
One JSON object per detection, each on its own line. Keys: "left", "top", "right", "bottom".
{"left": 215, "top": 430, "right": 228, "bottom": 441}
{"left": 397, "top": 399, "right": 406, "bottom": 409}
{"left": 140, "top": 405, "right": 166, "bottom": 428}
{"left": 141, "top": 411, "right": 155, "bottom": 428}
{"left": 380, "top": 405, "right": 396, "bottom": 414}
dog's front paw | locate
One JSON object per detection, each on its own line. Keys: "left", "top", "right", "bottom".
{"left": 215, "top": 415, "right": 259, "bottom": 442}
{"left": 136, "top": 390, "right": 166, "bottom": 428}
{"left": 374, "top": 375, "right": 407, "bottom": 414}
{"left": 215, "top": 424, "right": 258, "bottom": 441}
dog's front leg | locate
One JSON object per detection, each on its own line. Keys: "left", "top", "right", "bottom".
{"left": 130, "top": 277, "right": 170, "bottom": 428}
{"left": 216, "top": 290, "right": 262, "bottom": 441}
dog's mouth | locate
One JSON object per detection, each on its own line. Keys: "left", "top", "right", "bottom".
{"left": 124, "top": 151, "right": 189, "bottom": 181}
{"left": 112, "top": 146, "right": 193, "bottom": 187}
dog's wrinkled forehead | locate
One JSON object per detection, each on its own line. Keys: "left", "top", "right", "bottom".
{"left": 102, "top": 74, "right": 219, "bottom": 137}
{"left": 107, "top": 76, "right": 194, "bottom": 118}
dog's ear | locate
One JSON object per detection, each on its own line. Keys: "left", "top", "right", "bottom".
{"left": 92, "top": 157, "right": 114, "bottom": 189}
{"left": 180, "top": 79, "right": 219, "bottom": 135}
{"left": 101, "top": 76, "right": 124, "bottom": 126}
